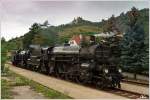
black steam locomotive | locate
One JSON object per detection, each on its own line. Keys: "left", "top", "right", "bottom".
{"left": 11, "top": 34, "right": 123, "bottom": 89}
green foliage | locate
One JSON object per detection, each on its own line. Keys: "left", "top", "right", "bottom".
{"left": 40, "top": 28, "right": 58, "bottom": 45}
{"left": 121, "top": 7, "right": 148, "bottom": 74}
{"left": 59, "top": 25, "right": 101, "bottom": 37}
{"left": 1, "top": 55, "right": 7, "bottom": 73}
{"left": 1, "top": 38, "right": 8, "bottom": 73}
{"left": 32, "top": 33, "right": 47, "bottom": 46}
{"left": 102, "top": 14, "right": 120, "bottom": 34}
{"left": 8, "top": 71, "right": 71, "bottom": 99}
{"left": 95, "top": 36, "right": 103, "bottom": 43}
{"left": 1, "top": 79, "right": 13, "bottom": 99}
{"left": 29, "top": 23, "right": 42, "bottom": 34}
{"left": 1, "top": 36, "right": 23, "bottom": 73}
{"left": 41, "top": 20, "right": 50, "bottom": 27}
{"left": 23, "top": 23, "right": 41, "bottom": 48}
{"left": 14, "top": 76, "right": 30, "bottom": 86}
{"left": 1, "top": 69, "right": 71, "bottom": 99}
{"left": 58, "top": 25, "right": 101, "bottom": 44}
{"left": 57, "top": 35, "right": 70, "bottom": 44}
{"left": 1, "top": 37, "right": 6, "bottom": 43}
{"left": 81, "top": 32, "right": 97, "bottom": 35}
{"left": 30, "top": 81, "right": 71, "bottom": 99}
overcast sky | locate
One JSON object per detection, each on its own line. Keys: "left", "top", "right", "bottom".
{"left": 1, "top": 0, "right": 149, "bottom": 40}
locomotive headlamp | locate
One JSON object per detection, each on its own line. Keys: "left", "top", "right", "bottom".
{"left": 20, "top": 51, "right": 26, "bottom": 55}
{"left": 81, "top": 63, "right": 89, "bottom": 68}
{"left": 104, "top": 69, "right": 109, "bottom": 73}
{"left": 118, "top": 69, "right": 122, "bottom": 73}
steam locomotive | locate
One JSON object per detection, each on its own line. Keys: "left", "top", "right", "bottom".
{"left": 11, "top": 34, "right": 123, "bottom": 89}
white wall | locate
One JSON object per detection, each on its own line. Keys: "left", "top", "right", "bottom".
{"left": 68, "top": 40, "right": 78, "bottom": 46}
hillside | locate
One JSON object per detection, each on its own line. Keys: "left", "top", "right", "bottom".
{"left": 4, "top": 8, "right": 148, "bottom": 49}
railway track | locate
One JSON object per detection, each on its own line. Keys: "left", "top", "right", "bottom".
{"left": 86, "top": 83, "right": 149, "bottom": 99}
{"left": 107, "top": 88, "right": 149, "bottom": 99}
{"left": 122, "top": 79, "right": 149, "bottom": 87}
{"left": 53, "top": 77, "right": 149, "bottom": 99}
{"left": 7, "top": 62, "right": 149, "bottom": 99}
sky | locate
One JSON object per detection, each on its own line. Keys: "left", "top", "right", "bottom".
{"left": 0, "top": 0, "right": 149, "bottom": 41}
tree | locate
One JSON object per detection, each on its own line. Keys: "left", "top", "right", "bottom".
{"left": 107, "top": 14, "right": 116, "bottom": 31}
{"left": 1, "top": 37, "right": 7, "bottom": 72}
{"left": 29, "top": 23, "right": 41, "bottom": 33}
{"left": 41, "top": 20, "right": 50, "bottom": 27}
{"left": 101, "top": 19, "right": 107, "bottom": 33}
{"left": 32, "top": 33, "right": 47, "bottom": 46}
{"left": 23, "top": 23, "right": 41, "bottom": 48}
{"left": 102, "top": 14, "right": 121, "bottom": 34}
{"left": 1, "top": 45, "right": 7, "bottom": 72}
{"left": 1, "top": 37, "right": 6, "bottom": 43}
{"left": 16, "top": 38, "right": 23, "bottom": 49}
{"left": 121, "top": 7, "right": 146, "bottom": 76}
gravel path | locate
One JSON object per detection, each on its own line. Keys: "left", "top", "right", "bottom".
{"left": 7, "top": 64, "right": 127, "bottom": 99}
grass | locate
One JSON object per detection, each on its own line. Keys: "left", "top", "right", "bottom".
{"left": 30, "top": 81, "right": 71, "bottom": 99}
{"left": 1, "top": 69, "right": 72, "bottom": 99}
{"left": 12, "top": 71, "right": 71, "bottom": 99}
{"left": 1, "top": 79, "right": 13, "bottom": 99}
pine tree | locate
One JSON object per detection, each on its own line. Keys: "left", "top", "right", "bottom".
{"left": 121, "top": 7, "right": 146, "bottom": 76}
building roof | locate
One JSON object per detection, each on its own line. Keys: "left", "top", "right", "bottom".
{"left": 70, "top": 35, "right": 81, "bottom": 45}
